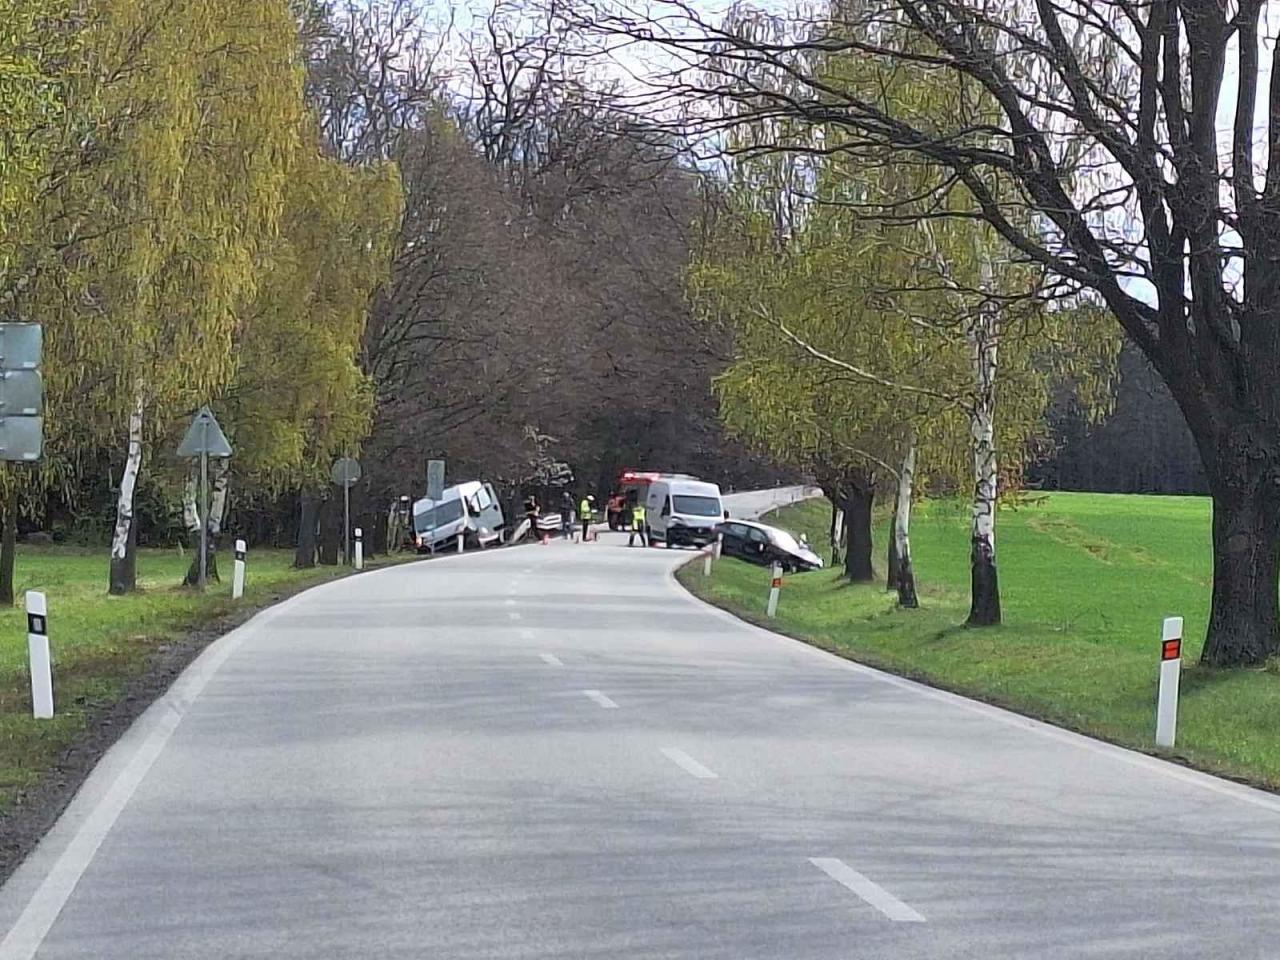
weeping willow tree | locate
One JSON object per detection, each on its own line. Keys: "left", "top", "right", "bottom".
{"left": 215, "top": 146, "right": 402, "bottom": 576}
{"left": 37, "top": 0, "right": 308, "bottom": 593}
{"left": 0, "top": 0, "right": 73, "bottom": 288}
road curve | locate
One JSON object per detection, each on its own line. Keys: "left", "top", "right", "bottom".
{"left": 0, "top": 486, "right": 1278, "bottom": 959}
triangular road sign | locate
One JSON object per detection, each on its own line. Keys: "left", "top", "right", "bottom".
{"left": 177, "top": 406, "right": 233, "bottom": 458}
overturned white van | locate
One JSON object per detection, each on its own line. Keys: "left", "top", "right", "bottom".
{"left": 412, "top": 480, "right": 504, "bottom": 553}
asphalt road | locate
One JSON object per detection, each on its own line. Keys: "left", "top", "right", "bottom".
{"left": 2, "top": 486, "right": 1280, "bottom": 958}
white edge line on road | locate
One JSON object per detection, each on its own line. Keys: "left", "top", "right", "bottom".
{"left": 518, "top": 628, "right": 536, "bottom": 641}
{"left": 0, "top": 561, "right": 365, "bottom": 960}
{"left": 809, "top": 857, "right": 925, "bottom": 923}
{"left": 581, "top": 690, "right": 618, "bottom": 709}
{"left": 540, "top": 653, "right": 563, "bottom": 667}
{"left": 507, "top": 611, "right": 521, "bottom": 621}
{"left": 660, "top": 747, "right": 718, "bottom": 779}
{"left": 666, "top": 526, "right": 1280, "bottom": 818}
{"left": 503, "top": 597, "right": 516, "bottom": 606}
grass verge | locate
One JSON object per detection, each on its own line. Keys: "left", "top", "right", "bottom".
{"left": 678, "top": 492, "right": 1280, "bottom": 791}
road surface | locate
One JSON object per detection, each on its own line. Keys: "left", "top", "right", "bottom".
{"left": 1, "top": 486, "right": 1279, "bottom": 958}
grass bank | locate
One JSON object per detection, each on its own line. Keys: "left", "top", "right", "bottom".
{"left": 679, "top": 492, "right": 1280, "bottom": 789}
{"left": 0, "top": 547, "right": 405, "bottom": 817}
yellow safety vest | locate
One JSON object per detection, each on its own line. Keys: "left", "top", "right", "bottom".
{"left": 632, "top": 504, "right": 646, "bottom": 527}
{"left": 579, "top": 499, "right": 591, "bottom": 518}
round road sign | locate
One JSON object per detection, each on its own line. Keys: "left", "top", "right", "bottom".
{"left": 331, "top": 457, "right": 362, "bottom": 487}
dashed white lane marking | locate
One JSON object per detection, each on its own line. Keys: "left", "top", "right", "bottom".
{"left": 581, "top": 690, "right": 618, "bottom": 709}
{"left": 660, "top": 747, "right": 718, "bottom": 780}
{"left": 503, "top": 598, "right": 516, "bottom": 606}
{"left": 809, "top": 858, "right": 925, "bottom": 923}
{"left": 507, "top": 612, "right": 521, "bottom": 621}
{"left": 519, "top": 628, "right": 536, "bottom": 641}
{"left": 540, "top": 653, "right": 563, "bottom": 667}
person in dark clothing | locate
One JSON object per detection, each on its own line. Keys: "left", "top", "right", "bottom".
{"left": 560, "top": 492, "right": 575, "bottom": 539}
{"left": 524, "top": 495, "right": 540, "bottom": 542}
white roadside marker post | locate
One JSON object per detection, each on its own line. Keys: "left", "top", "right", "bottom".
{"left": 26, "top": 591, "right": 52, "bottom": 719}
{"left": 703, "top": 542, "right": 713, "bottom": 577}
{"left": 767, "top": 561, "right": 782, "bottom": 618}
{"left": 1155, "top": 615, "right": 1184, "bottom": 749}
{"left": 715, "top": 531, "right": 723, "bottom": 560}
{"left": 354, "top": 528, "right": 364, "bottom": 570}
{"left": 457, "top": 532, "right": 464, "bottom": 554}
{"left": 232, "top": 539, "right": 246, "bottom": 599}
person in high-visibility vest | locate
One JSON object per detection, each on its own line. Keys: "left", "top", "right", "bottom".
{"left": 629, "top": 500, "right": 648, "bottom": 547}
{"left": 579, "top": 495, "right": 595, "bottom": 542}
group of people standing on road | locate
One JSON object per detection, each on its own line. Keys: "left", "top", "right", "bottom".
{"left": 526, "top": 491, "right": 648, "bottom": 546}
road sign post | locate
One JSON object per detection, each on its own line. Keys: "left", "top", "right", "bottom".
{"left": 1156, "top": 616, "right": 1183, "bottom": 748}
{"left": 177, "top": 407, "right": 233, "bottom": 590}
{"left": 767, "top": 562, "right": 782, "bottom": 618}
{"left": 26, "top": 591, "right": 51, "bottom": 719}
{"left": 330, "top": 458, "right": 362, "bottom": 565}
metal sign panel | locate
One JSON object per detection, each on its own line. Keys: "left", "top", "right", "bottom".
{"left": 0, "top": 416, "right": 42, "bottom": 461}
{"left": 427, "top": 459, "right": 445, "bottom": 501}
{"left": 177, "top": 406, "right": 233, "bottom": 458}
{"left": 0, "top": 371, "right": 42, "bottom": 416}
{"left": 0, "top": 324, "right": 41, "bottom": 370}
{"left": 331, "top": 457, "right": 362, "bottom": 487}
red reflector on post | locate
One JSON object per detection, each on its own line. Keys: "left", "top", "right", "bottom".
{"left": 1162, "top": 638, "right": 1181, "bottom": 661}
{"left": 771, "top": 577, "right": 782, "bottom": 588}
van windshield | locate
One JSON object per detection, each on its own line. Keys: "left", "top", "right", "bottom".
{"left": 415, "top": 499, "right": 465, "bottom": 533}
{"left": 672, "top": 495, "right": 721, "bottom": 517}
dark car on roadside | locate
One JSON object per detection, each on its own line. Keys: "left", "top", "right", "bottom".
{"left": 715, "top": 519, "right": 824, "bottom": 573}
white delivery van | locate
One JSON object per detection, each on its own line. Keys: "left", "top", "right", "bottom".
{"left": 412, "top": 480, "right": 504, "bottom": 553}
{"left": 645, "top": 477, "right": 724, "bottom": 548}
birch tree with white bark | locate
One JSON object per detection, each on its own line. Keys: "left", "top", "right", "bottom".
{"left": 687, "top": 5, "right": 1117, "bottom": 617}
{"left": 52, "top": 0, "right": 307, "bottom": 594}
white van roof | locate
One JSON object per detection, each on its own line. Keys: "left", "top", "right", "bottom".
{"left": 659, "top": 478, "right": 722, "bottom": 497}
{"left": 412, "top": 479, "right": 484, "bottom": 514}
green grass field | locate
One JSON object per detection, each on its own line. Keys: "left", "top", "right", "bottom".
{"left": 679, "top": 492, "right": 1280, "bottom": 789}
{"left": 0, "top": 546, "right": 386, "bottom": 809}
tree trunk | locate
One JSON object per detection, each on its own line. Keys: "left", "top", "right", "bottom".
{"left": 841, "top": 486, "right": 875, "bottom": 582}
{"left": 966, "top": 278, "right": 1001, "bottom": 626}
{"left": 1200, "top": 459, "right": 1280, "bottom": 666}
{"left": 184, "top": 460, "right": 228, "bottom": 585}
{"left": 181, "top": 468, "right": 202, "bottom": 586}
{"left": 886, "top": 514, "right": 901, "bottom": 592}
{"left": 371, "top": 497, "right": 391, "bottom": 555}
{"left": 317, "top": 490, "right": 340, "bottom": 566}
{"left": 894, "top": 439, "right": 919, "bottom": 609}
{"left": 384, "top": 502, "right": 401, "bottom": 555}
{"left": 109, "top": 389, "right": 144, "bottom": 596}
{"left": 294, "top": 489, "right": 319, "bottom": 568}
{"left": 206, "top": 460, "right": 229, "bottom": 580}
{"left": 0, "top": 506, "right": 16, "bottom": 608}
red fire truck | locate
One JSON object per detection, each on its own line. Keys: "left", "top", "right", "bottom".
{"left": 606, "top": 470, "right": 699, "bottom": 529}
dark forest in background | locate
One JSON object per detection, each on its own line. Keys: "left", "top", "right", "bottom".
{"left": 1030, "top": 344, "right": 1206, "bottom": 495}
